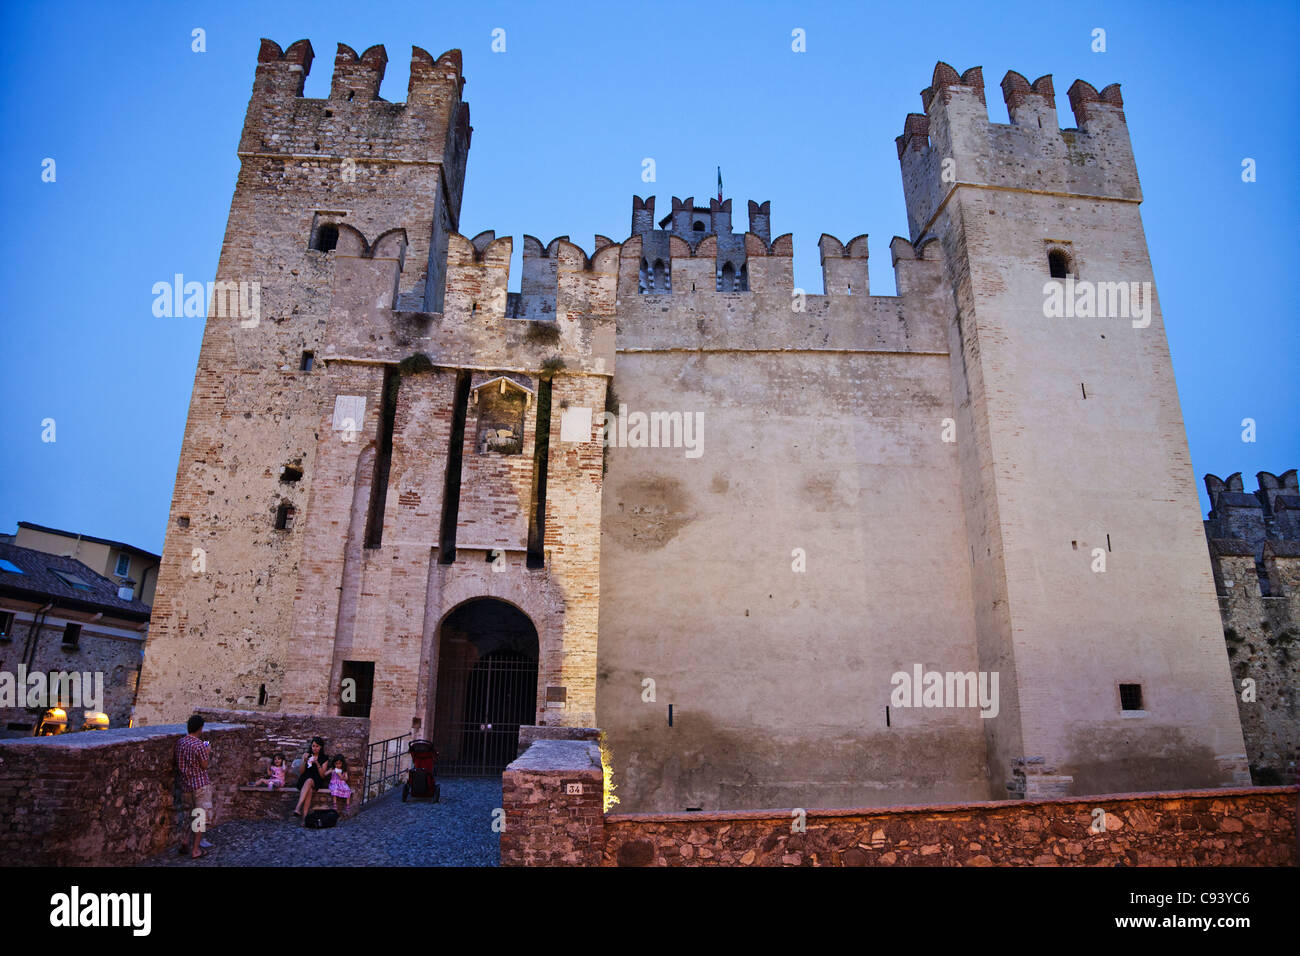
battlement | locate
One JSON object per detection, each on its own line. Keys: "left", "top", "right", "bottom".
{"left": 1206, "top": 471, "right": 1300, "bottom": 520}
{"left": 611, "top": 231, "right": 949, "bottom": 355}
{"left": 319, "top": 227, "right": 614, "bottom": 374}
{"left": 898, "top": 60, "right": 1140, "bottom": 242}
{"left": 631, "top": 195, "right": 771, "bottom": 244}
{"left": 1203, "top": 470, "right": 1300, "bottom": 595}
{"left": 240, "top": 40, "right": 469, "bottom": 167}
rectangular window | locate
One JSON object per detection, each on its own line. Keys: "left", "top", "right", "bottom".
{"left": 0, "top": 611, "right": 13, "bottom": 640}
{"left": 1119, "top": 683, "right": 1143, "bottom": 711}
{"left": 115, "top": 553, "right": 130, "bottom": 577}
{"left": 275, "top": 504, "right": 296, "bottom": 531}
{"left": 340, "top": 661, "right": 375, "bottom": 718}
{"left": 301, "top": 351, "right": 315, "bottom": 372}
{"left": 62, "top": 623, "right": 82, "bottom": 648}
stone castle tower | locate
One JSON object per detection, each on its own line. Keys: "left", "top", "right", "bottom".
{"left": 1202, "top": 469, "right": 1300, "bottom": 784}
{"left": 134, "top": 44, "right": 1249, "bottom": 810}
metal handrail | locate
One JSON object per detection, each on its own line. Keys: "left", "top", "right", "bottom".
{"left": 362, "top": 732, "right": 411, "bottom": 804}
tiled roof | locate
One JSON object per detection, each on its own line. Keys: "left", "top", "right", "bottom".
{"left": 0, "top": 542, "right": 152, "bottom": 619}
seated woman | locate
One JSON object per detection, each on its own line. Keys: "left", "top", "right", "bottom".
{"left": 291, "top": 736, "right": 330, "bottom": 821}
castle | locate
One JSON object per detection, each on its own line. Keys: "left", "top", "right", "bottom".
{"left": 1202, "top": 470, "right": 1300, "bottom": 785}
{"left": 132, "top": 41, "right": 1251, "bottom": 811}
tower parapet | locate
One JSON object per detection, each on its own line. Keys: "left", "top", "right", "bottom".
{"left": 899, "top": 60, "right": 1140, "bottom": 242}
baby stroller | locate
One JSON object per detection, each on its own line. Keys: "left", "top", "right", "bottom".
{"left": 401, "top": 739, "right": 439, "bottom": 802}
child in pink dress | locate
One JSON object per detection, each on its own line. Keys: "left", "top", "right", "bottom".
{"left": 254, "top": 753, "right": 286, "bottom": 789}
{"left": 327, "top": 755, "right": 352, "bottom": 811}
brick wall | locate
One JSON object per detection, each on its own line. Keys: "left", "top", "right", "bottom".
{"left": 0, "top": 722, "right": 248, "bottom": 866}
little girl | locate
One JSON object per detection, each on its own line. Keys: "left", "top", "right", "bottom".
{"left": 328, "top": 754, "right": 352, "bottom": 811}
{"left": 254, "top": 753, "right": 286, "bottom": 790}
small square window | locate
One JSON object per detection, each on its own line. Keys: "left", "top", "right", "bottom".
{"left": 311, "top": 224, "right": 339, "bottom": 253}
{"left": 62, "top": 622, "right": 82, "bottom": 648}
{"left": 275, "top": 504, "right": 296, "bottom": 531}
{"left": 1119, "top": 683, "right": 1143, "bottom": 711}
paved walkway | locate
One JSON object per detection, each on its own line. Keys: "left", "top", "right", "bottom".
{"left": 139, "top": 777, "right": 501, "bottom": 867}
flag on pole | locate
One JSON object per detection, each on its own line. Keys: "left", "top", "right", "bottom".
{"left": 717, "top": 166, "right": 723, "bottom": 202}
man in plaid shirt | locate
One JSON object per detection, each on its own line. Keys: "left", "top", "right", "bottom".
{"left": 175, "top": 714, "right": 213, "bottom": 859}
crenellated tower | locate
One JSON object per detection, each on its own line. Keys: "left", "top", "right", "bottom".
{"left": 898, "top": 61, "right": 1247, "bottom": 796}
{"left": 136, "top": 39, "right": 613, "bottom": 754}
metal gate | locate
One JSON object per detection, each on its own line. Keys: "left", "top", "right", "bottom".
{"left": 433, "top": 649, "right": 538, "bottom": 776}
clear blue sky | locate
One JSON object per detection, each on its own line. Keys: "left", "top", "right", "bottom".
{"left": 1, "top": 0, "right": 1296, "bottom": 554}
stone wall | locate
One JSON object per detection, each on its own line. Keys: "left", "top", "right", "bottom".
{"left": 1204, "top": 472, "right": 1300, "bottom": 785}
{"left": 0, "top": 710, "right": 370, "bottom": 866}
{"left": 195, "top": 708, "right": 369, "bottom": 819}
{"left": 500, "top": 738, "right": 604, "bottom": 866}
{"left": 502, "top": 738, "right": 1296, "bottom": 866}
{"left": 603, "top": 789, "right": 1297, "bottom": 866}
{"left": 598, "top": 231, "right": 990, "bottom": 812}
{"left": 0, "top": 610, "right": 145, "bottom": 731}
{"left": 0, "top": 722, "right": 247, "bottom": 866}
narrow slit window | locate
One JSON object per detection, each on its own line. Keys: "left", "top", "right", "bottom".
{"left": 527, "top": 377, "right": 553, "bottom": 569}
{"left": 439, "top": 371, "right": 472, "bottom": 564}
{"left": 274, "top": 503, "right": 295, "bottom": 530}
{"left": 301, "top": 351, "right": 315, "bottom": 371}
{"left": 364, "top": 367, "right": 399, "bottom": 549}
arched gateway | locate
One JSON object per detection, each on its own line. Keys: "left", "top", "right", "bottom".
{"left": 431, "top": 598, "right": 540, "bottom": 775}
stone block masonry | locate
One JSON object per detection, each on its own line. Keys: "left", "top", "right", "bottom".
{"left": 195, "top": 708, "right": 369, "bottom": 819}
{"left": 0, "top": 722, "right": 247, "bottom": 866}
{"left": 500, "top": 739, "right": 1297, "bottom": 866}
{"left": 135, "top": 41, "right": 1252, "bottom": 813}
{"left": 0, "top": 710, "right": 369, "bottom": 866}
{"left": 500, "top": 739, "right": 604, "bottom": 866}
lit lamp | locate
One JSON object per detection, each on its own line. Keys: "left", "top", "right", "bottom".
{"left": 81, "top": 712, "right": 110, "bottom": 731}
{"left": 33, "top": 708, "right": 68, "bottom": 736}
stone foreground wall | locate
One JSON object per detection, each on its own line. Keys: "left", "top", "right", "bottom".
{"left": 0, "top": 710, "right": 371, "bottom": 865}
{"left": 196, "top": 708, "right": 369, "bottom": 820}
{"left": 603, "top": 789, "right": 1297, "bottom": 866}
{"left": 501, "top": 740, "right": 1297, "bottom": 866}
{"left": 500, "top": 738, "right": 604, "bottom": 866}
{"left": 0, "top": 722, "right": 247, "bottom": 866}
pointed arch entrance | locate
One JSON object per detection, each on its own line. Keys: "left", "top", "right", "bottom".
{"left": 431, "top": 598, "right": 540, "bottom": 775}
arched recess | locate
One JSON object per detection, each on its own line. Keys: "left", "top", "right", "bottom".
{"left": 430, "top": 597, "right": 540, "bottom": 775}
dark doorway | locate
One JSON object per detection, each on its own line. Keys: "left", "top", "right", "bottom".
{"left": 432, "top": 599, "right": 539, "bottom": 776}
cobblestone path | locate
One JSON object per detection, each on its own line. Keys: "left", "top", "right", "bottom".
{"left": 139, "top": 777, "right": 501, "bottom": 867}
